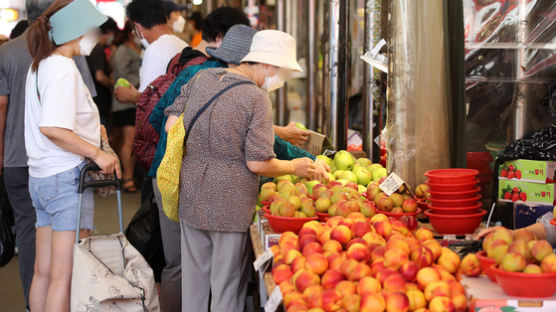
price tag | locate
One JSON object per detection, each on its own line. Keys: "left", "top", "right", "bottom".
{"left": 379, "top": 173, "right": 405, "bottom": 196}
{"left": 264, "top": 286, "right": 283, "bottom": 312}
{"left": 253, "top": 248, "right": 273, "bottom": 272}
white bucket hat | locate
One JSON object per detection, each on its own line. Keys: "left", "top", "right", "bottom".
{"left": 241, "top": 30, "right": 302, "bottom": 72}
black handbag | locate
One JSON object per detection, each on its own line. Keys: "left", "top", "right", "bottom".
{"left": 0, "top": 175, "right": 15, "bottom": 267}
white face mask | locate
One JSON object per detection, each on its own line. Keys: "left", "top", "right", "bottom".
{"left": 135, "top": 25, "right": 149, "bottom": 48}
{"left": 262, "top": 73, "right": 286, "bottom": 92}
{"left": 79, "top": 31, "right": 99, "bottom": 56}
{"left": 172, "top": 16, "right": 186, "bottom": 33}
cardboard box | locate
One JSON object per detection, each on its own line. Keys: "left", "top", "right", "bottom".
{"left": 301, "top": 130, "right": 326, "bottom": 156}
{"left": 498, "top": 159, "right": 556, "bottom": 183}
{"left": 499, "top": 179, "right": 556, "bottom": 205}
{"left": 514, "top": 203, "right": 554, "bottom": 229}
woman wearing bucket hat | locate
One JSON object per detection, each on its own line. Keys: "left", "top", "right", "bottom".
{"left": 25, "top": 0, "right": 120, "bottom": 310}
{"left": 163, "top": 30, "right": 328, "bottom": 311}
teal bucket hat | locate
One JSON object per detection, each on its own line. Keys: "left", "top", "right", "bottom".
{"left": 49, "top": 0, "right": 108, "bottom": 45}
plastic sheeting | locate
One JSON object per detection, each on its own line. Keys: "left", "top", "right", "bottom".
{"left": 386, "top": 0, "right": 451, "bottom": 187}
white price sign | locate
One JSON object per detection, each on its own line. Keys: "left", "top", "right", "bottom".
{"left": 253, "top": 248, "right": 273, "bottom": 272}
{"left": 379, "top": 173, "right": 405, "bottom": 196}
{"left": 265, "top": 286, "right": 283, "bottom": 312}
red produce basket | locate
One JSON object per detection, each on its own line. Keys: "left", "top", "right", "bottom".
{"left": 427, "top": 179, "right": 480, "bottom": 192}
{"left": 380, "top": 208, "right": 422, "bottom": 219}
{"left": 491, "top": 265, "right": 556, "bottom": 298}
{"left": 416, "top": 199, "right": 429, "bottom": 211}
{"left": 476, "top": 251, "right": 496, "bottom": 282}
{"left": 262, "top": 207, "right": 271, "bottom": 215}
{"left": 264, "top": 213, "right": 318, "bottom": 233}
{"left": 425, "top": 169, "right": 479, "bottom": 184}
{"left": 429, "top": 187, "right": 481, "bottom": 200}
{"left": 424, "top": 209, "right": 486, "bottom": 235}
{"left": 429, "top": 203, "right": 483, "bottom": 215}
{"left": 429, "top": 195, "right": 482, "bottom": 208}
{"left": 316, "top": 212, "right": 330, "bottom": 222}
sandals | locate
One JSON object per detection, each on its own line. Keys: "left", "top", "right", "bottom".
{"left": 122, "top": 179, "right": 138, "bottom": 193}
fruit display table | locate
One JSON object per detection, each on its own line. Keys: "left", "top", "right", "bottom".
{"left": 461, "top": 276, "right": 556, "bottom": 311}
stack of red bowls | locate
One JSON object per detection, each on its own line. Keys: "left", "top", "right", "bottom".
{"left": 423, "top": 169, "right": 487, "bottom": 234}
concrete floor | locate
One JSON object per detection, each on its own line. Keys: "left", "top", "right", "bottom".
{"left": 0, "top": 192, "right": 141, "bottom": 312}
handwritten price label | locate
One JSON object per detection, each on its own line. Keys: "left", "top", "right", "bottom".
{"left": 379, "top": 173, "right": 405, "bottom": 196}
{"left": 253, "top": 248, "right": 273, "bottom": 272}
{"left": 265, "top": 286, "right": 283, "bottom": 312}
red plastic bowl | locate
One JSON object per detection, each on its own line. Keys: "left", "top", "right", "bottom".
{"left": 264, "top": 213, "right": 318, "bottom": 233}
{"left": 417, "top": 199, "right": 429, "bottom": 211}
{"left": 424, "top": 209, "right": 486, "bottom": 235}
{"left": 429, "top": 187, "right": 481, "bottom": 200}
{"left": 476, "top": 251, "right": 496, "bottom": 282}
{"left": 316, "top": 212, "right": 330, "bottom": 222}
{"left": 425, "top": 169, "right": 479, "bottom": 184}
{"left": 429, "top": 203, "right": 483, "bottom": 215}
{"left": 380, "top": 208, "right": 422, "bottom": 219}
{"left": 491, "top": 264, "right": 556, "bottom": 298}
{"left": 429, "top": 195, "right": 482, "bottom": 208}
{"left": 427, "top": 179, "right": 480, "bottom": 192}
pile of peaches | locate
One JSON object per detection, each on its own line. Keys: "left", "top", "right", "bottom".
{"left": 270, "top": 213, "right": 475, "bottom": 312}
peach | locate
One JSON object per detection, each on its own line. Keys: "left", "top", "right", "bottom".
{"left": 437, "top": 247, "right": 461, "bottom": 274}
{"left": 308, "top": 309, "right": 325, "bottom": 312}
{"left": 342, "top": 294, "right": 361, "bottom": 312}
{"left": 320, "top": 289, "right": 342, "bottom": 312}
{"left": 486, "top": 239, "right": 508, "bottom": 259}
{"left": 405, "top": 283, "right": 420, "bottom": 292}
{"left": 482, "top": 233, "right": 495, "bottom": 252}
{"left": 321, "top": 269, "right": 344, "bottom": 289}
{"left": 434, "top": 265, "right": 456, "bottom": 283}
{"left": 347, "top": 211, "right": 366, "bottom": 222}
{"left": 299, "top": 227, "right": 318, "bottom": 239}
{"left": 460, "top": 253, "right": 482, "bottom": 277}
{"left": 371, "top": 213, "right": 389, "bottom": 224}
{"left": 372, "top": 246, "right": 386, "bottom": 262}
{"left": 452, "top": 294, "right": 467, "bottom": 312}
{"left": 270, "top": 245, "right": 281, "bottom": 258}
{"left": 371, "top": 259, "right": 387, "bottom": 276}
{"left": 306, "top": 253, "right": 328, "bottom": 275}
{"left": 285, "top": 249, "right": 303, "bottom": 265}
{"left": 273, "top": 255, "right": 284, "bottom": 267}
{"left": 399, "top": 261, "right": 419, "bottom": 282}
{"left": 341, "top": 258, "right": 360, "bottom": 278}
{"left": 508, "top": 240, "right": 528, "bottom": 258}
{"left": 322, "top": 240, "right": 343, "bottom": 254}
{"left": 385, "top": 248, "right": 409, "bottom": 270}
{"left": 295, "top": 270, "right": 321, "bottom": 293}
{"left": 326, "top": 216, "right": 344, "bottom": 229}
{"left": 287, "top": 302, "right": 308, "bottom": 312}
{"left": 492, "top": 227, "right": 514, "bottom": 245}
{"left": 376, "top": 268, "right": 399, "bottom": 284}
{"left": 523, "top": 264, "right": 542, "bottom": 274}
{"left": 385, "top": 291, "right": 410, "bottom": 312}
{"left": 391, "top": 219, "right": 409, "bottom": 235}
{"left": 339, "top": 217, "right": 355, "bottom": 229}
{"left": 319, "top": 229, "right": 332, "bottom": 245}
{"left": 357, "top": 276, "right": 382, "bottom": 296}
{"left": 335, "top": 280, "right": 356, "bottom": 298}
{"left": 390, "top": 193, "right": 404, "bottom": 208}
{"left": 402, "top": 198, "right": 417, "bottom": 213}
{"left": 492, "top": 244, "right": 509, "bottom": 265}
{"left": 329, "top": 254, "right": 345, "bottom": 271}
{"left": 386, "top": 236, "right": 410, "bottom": 253}
{"left": 303, "top": 284, "right": 324, "bottom": 301}
{"left": 360, "top": 292, "right": 386, "bottom": 312}
{"left": 529, "top": 240, "right": 553, "bottom": 263}
{"left": 272, "top": 264, "right": 293, "bottom": 284}
{"left": 347, "top": 242, "right": 371, "bottom": 262}
{"left": 348, "top": 262, "right": 372, "bottom": 281}
{"left": 303, "top": 242, "right": 324, "bottom": 257}
{"left": 374, "top": 220, "right": 393, "bottom": 238}
{"left": 363, "top": 232, "right": 386, "bottom": 250}
{"left": 422, "top": 239, "right": 442, "bottom": 261}
{"left": 410, "top": 246, "right": 434, "bottom": 269}
{"left": 352, "top": 221, "right": 373, "bottom": 238}
{"left": 424, "top": 281, "right": 451, "bottom": 301}
{"left": 299, "top": 234, "right": 320, "bottom": 251}
{"left": 415, "top": 228, "right": 434, "bottom": 241}
{"left": 383, "top": 274, "right": 406, "bottom": 292}
{"left": 346, "top": 237, "right": 368, "bottom": 250}
{"left": 330, "top": 225, "right": 352, "bottom": 246}
{"left": 283, "top": 291, "right": 304, "bottom": 309}
{"left": 428, "top": 296, "right": 455, "bottom": 312}
{"left": 406, "top": 290, "right": 426, "bottom": 311}
{"left": 448, "top": 281, "right": 465, "bottom": 297}
{"left": 513, "top": 228, "right": 535, "bottom": 243}
{"left": 541, "top": 254, "right": 556, "bottom": 273}
{"left": 404, "top": 236, "right": 421, "bottom": 252}
{"left": 500, "top": 252, "right": 527, "bottom": 272}
{"left": 280, "top": 280, "right": 296, "bottom": 296}
{"left": 416, "top": 267, "right": 441, "bottom": 290}
{"left": 377, "top": 197, "right": 394, "bottom": 212}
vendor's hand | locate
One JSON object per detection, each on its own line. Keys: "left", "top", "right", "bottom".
{"left": 314, "top": 158, "right": 331, "bottom": 182}
{"left": 474, "top": 226, "right": 510, "bottom": 240}
{"left": 279, "top": 122, "right": 310, "bottom": 147}
{"left": 114, "top": 84, "right": 140, "bottom": 104}
{"left": 291, "top": 157, "right": 316, "bottom": 178}
{"left": 93, "top": 149, "right": 121, "bottom": 179}
{"left": 100, "top": 125, "right": 109, "bottom": 142}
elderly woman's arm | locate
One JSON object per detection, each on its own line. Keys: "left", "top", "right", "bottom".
{"left": 247, "top": 157, "right": 316, "bottom": 178}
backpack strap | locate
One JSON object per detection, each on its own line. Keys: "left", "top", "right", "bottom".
{"left": 184, "top": 80, "right": 254, "bottom": 144}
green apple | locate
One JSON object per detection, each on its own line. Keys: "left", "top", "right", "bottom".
{"left": 115, "top": 77, "right": 131, "bottom": 88}
{"left": 339, "top": 171, "right": 358, "bottom": 184}
{"left": 337, "top": 179, "right": 348, "bottom": 186}
{"left": 334, "top": 170, "right": 345, "bottom": 180}
{"left": 334, "top": 150, "right": 354, "bottom": 171}
{"left": 353, "top": 166, "right": 372, "bottom": 186}
{"left": 316, "top": 155, "right": 333, "bottom": 167}
{"left": 358, "top": 185, "right": 367, "bottom": 194}
{"left": 372, "top": 167, "right": 388, "bottom": 181}
{"left": 325, "top": 172, "right": 335, "bottom": 182}
{"left": 295, "top": 122, "right": 307, "bottom": 130}
{"left": 356, "top": 157, "right": 372, "bottom": 167}
{"left": 304, "top": 180, "right": 320, "bottom": 195}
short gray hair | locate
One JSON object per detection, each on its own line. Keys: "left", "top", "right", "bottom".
{"left": 26, "top": 0, "right": 55, "bottom": 23}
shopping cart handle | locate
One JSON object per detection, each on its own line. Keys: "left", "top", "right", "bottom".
{"left": 78, "top": 162, "right": 121, "bottom": 194}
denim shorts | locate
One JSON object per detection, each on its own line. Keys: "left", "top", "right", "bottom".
{"left": 29, "top": 162, "right": 94, "bottom": 231}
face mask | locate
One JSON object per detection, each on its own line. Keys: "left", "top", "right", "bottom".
{"left": 135, "top": 25, "right": 149, "bottom": 48}
{"left": 172, "top": 16, "right": 186, "bottom": 33}
{"left": 262, "top": 73, "right": 286, "bottom": 92}
{"left": 79, "top": 31, "right": 99, "bottom": 56}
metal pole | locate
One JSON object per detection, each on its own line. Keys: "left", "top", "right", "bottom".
{"left": 362, "top": 0, "right": 375, "bottom": 160}
{"left": 306, "top": 0, "right": 317, "bottom": 131}
{"left": 336, "top": 0, "right": 350, "bottom": 150}
{"left": 512, "top": 0, "right": 528, "bottom": 140}
{"left": 276, "top": 0, "right": 288, "bottom": 126}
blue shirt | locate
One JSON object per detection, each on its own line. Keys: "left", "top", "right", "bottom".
{"left": 148, "top": 59, "right": 226, "bottom": 177}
